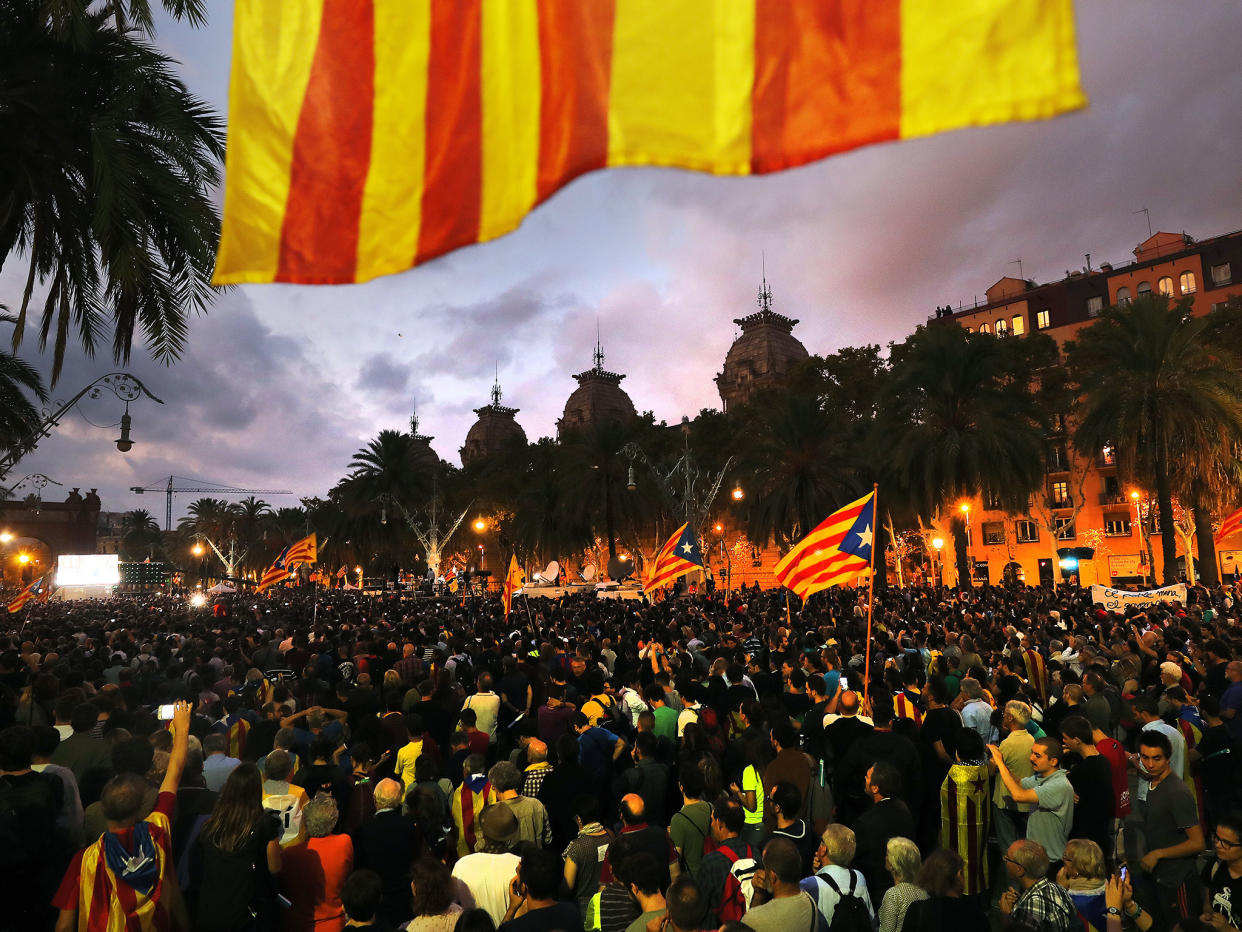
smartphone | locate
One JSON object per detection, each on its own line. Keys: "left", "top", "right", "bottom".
{"left": 840, "top": 676, "right": 849, "bottom": 691}
{"left": 1119, "top": 865, "right": 1129, "bottom": 883}
{"left": 157, "top": 704, "right": 176, "bottom": 721}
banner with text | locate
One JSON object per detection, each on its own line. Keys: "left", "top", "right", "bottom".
{"left": 1091, "top": 583, "right": 1187, "bottom": 612}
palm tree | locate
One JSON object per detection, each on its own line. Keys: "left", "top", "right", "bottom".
{"left": 0, "top": 2, "right": 224, "bottom": 382}
{"left": 120, "top": 508, "right": 161, "bottom": 560}
{"left": 41, "top": 0, "right": 207, "bottom": 37}
{"left": 888, "top": 324, "right": 1055, "bottom": 586}
{"left": 1068, "top": 295, "right": 1242, "bottom": 583}
{"left": 347, "top": 429, "right": 438, "bottom": 505}
{"left": 0, "top": 321, "right": 47, "bottom": 467}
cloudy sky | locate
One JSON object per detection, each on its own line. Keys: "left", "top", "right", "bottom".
{"left": 4, "top": 0, "right": 1241, "bottom": 526}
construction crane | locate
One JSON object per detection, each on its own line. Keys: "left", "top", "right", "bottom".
{"left": 130, "top": 475, "right": 294, "bottom": 530}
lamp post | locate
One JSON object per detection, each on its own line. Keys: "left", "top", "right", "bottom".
{"left": 1131, "top": 489, "right": 1155, "bottom": 586}
{"left": 959, "top": 501, "right": 972, "bottom": 585}
{"left": 932, "top": 536, "right": 944, "bottom": 586}
{"left": 0, "top": 372, "right": 163, "bottom": 480}
{"left": 355, "top": 565, "right": 363, "bottom": 589}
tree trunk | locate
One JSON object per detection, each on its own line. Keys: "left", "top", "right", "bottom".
{"left": 1194, "top": 498, "right": 1220, "bottom": 586}
{"left": 1048, "top": 531, "right": 1063, "bottom": 585}
{"left": 873, "top": 527, "right": 888, "bottom": 593}
{"left": 1154, "top": 447, "right": 1179, "bottom": 584}
{"left": 603, "top": 464, "right": 617, "bottom": 561}
{"left": 953, "top": 515, "right": 972, "bottom": 588}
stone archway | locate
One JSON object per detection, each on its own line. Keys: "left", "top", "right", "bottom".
{"left": 1002, "top": 561, "right": 1026, "bottom": 586}
{"left": 3, "top": 536, "right": 52, "bottom": 585}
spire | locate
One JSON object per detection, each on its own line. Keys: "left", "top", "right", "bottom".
{"left": 490, "top": 363, "right": 502, "bottom": 407}
{"left": 593, "top": 320, "right": 605, "bottom": 370}
{"left": 757, "top": 254, "right": 773, "bottom": 313}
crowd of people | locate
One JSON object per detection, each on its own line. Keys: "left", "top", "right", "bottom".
{"left": 4, "top": 576, "right": 1242, "bottom": 932}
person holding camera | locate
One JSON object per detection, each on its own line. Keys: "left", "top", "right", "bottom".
{"left": 498, "top": 848, "right": 583, "bottom": 932}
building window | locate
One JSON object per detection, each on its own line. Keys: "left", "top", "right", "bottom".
{"left": 1036, "top": 309, "right": 1051, "bottom": 329}
{"left": 1105, "top": 516, "right": 1132, "bottom": 537}
{"left": 966, "top": 326, "right": 974, "bottom": 333}
{"left": 984, "top": 490, "right": 1004, "bottom": 511}
{"left": 1016, "top": 520, "right": 1039, "bottom": 544}
{"left": 1100, "top": 444, "right": 1117, "bottom": 466}
{"left": 1137, "top": 281, "right": 1152, "bottom": 295}
{"left": 982, "top": 522, "right": 1006, "bottom": 546}
{"left": 1116, "top": 287, "right": 1132, "bottom": 306}
{"left": 1180, "top": 271, "right": 1197, "bottom": 294}
{"left": 979, "top": 322, "right": 990, "bottom": 334}
{"left": 1054, "top": 516, "right": 1076, "bottom": 540}
{"left": 1212, "top": 263, "right": 1232, "bottom": 286}
{"left": 1086, "top": 295, "right": 1104, "bottom": 316}
{"left": 1050, "top": 480, "right": 1070, "bottom": 506}
{"left": 1012, "top": 315, "right": 1026, "bottom": 335}
{"left": 1047, "top": 445, "right": 1068, "bottom": 472}
{"left": 995, "top": 318, "right": 1008, "bottom": 335}
{"left": 1158, "top": 276, "right": 1174, "bottom": 296}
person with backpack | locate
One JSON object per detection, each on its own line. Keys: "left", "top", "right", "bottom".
{"left": 801, "top": 824, "right": 875, "bottom": 932}
{"left": 742, "top": 837, "right": 827, "bottom": 932}
{"left": 697, "top": 798, "right": 759, "bottom": 924}
{"left": 670, "top": 765, "right": 713, "bottom": 879}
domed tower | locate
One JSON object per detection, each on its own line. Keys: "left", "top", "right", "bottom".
{"left": 715, "top": 275, "right": 809, "bottom": 412}
{"left": 558, "top": 339, "right": 637, "bottom": 437}
{"left": 460, "top": 373, "right": 527, "bottom": 466}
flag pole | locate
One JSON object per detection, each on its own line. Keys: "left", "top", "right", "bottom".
{"left": 863, "top": 483, "right": 878, "bottom": 706}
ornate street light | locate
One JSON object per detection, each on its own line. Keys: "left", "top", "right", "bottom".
{"left": 0, "top": 372, "right": 163, "bottom": 480}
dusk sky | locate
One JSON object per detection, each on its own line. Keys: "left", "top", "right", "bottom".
{"left": 4, "top": 0, "right": 1240, "bottom": 525}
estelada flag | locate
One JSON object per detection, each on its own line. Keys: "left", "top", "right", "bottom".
{"left": 643, "top": 523, "right": 704, "bottom": 594}
{"left": 5, "top": 575, "right": 44, "bottom": 613}
{"left": 256, "top": 542, "right": 293, "bottom": 593}
{"left": 774, "top": 491, "right": 875, "bottom": 600}
{"left": 502, "top": 555, "right": 524, "bottom": 617}
{"left": 1216, "top": 506, "right": 1242, "bottom": 544}
{"left": 283, "top": 533, "right": 317, "bottom": 568}
{"left": 940, "top": 763, "right": 990, "bottom": 896}
{"left": 214, "top": 0, "right": 1086, "bottom": 286}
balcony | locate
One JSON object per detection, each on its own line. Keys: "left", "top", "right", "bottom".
{"left": 1098, "top": 491, "right": 1128, "bottom": 506}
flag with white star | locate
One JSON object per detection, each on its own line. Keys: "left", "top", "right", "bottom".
{"left": 642, "top": 522, "right": 704, "bottom": 594}
{"left": 774, "top": 491, "right": 876, "bottom": 599}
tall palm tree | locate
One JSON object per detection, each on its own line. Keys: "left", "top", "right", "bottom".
{"left": 888, "top": 324, "right": 1054, "bottom": 586}
{"left": 120, "top": 508, "right": 161, "bottom": 560}
{"left": 1068, "top": 295, "right": 1242, "bottom": 583}
{"left": 0, "top": 2, "right": 224, "bottom": 382}
{"left": 346, "top": 429, "right": 438, "bottom": 505}
{"left": 0, "top": 320, "right": 47, "bottom": 467}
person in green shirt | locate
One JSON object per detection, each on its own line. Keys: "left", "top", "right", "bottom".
{"left": 670, "top": 766, "right": 712, "bottom": 878}
{"left": 646, "top": 686, "right": 679, "bottom": 744}
{"left": 623, "top": 853, "right": 668, "bottom": 932}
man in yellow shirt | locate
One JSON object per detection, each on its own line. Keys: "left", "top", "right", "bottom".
{"left": 395, "top": 712, "right": 425, "bottom": 789}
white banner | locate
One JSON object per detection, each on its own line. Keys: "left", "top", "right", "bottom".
{"left": 1091, "top": 583, "right": 1187, "bottom": 611}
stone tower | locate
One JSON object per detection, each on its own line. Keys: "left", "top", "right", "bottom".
{"left": 460, "top": 373, "right": 527, "bottom": 466}
{"left": 558, "top": 339, "right": 637, "bottom": 437}
{"left": 715, "top": 275, "right": 809, "bottom": 411}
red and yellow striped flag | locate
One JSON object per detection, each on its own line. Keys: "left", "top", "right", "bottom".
{"left": 214, "top": 0, "right": 1085, "bottom": 286}
{"left": 1216, "top": 506, "right": 1242, "bottom": 544}
{"left": 940, "top": 762, "right": 990, "bottom": 896}
{"left": 5, "top": 575, "right": 44, "bottom": 613}
{"left": 774, "top": 491, "right": 875, "bottom": 599}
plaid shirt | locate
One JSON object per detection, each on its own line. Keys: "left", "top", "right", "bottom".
{"left": 392, "top": 653, "right": 422, "bottom": 686}
{"left": 1009, "top": 878, "right": 1078, "bottom": 931}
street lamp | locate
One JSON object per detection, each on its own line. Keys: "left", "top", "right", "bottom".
{"left": 355, "top": 565, "right": 363, "bottom": 589}
{"left": 0, "top": 531, "right": 12, "bottom": 545}
{"left": 191, "top": 543, "right": 204, "bottom": 557}
{"left": 932, "top": 536, "right": 944, "bottom": 586}
{"left": 732, "top": 483, "right": 744, "bottom": 501}
{"left": 0, "top": 372, "right": 163, "bottom": 480}
{"left": 473, "top": 517, "right": 487, "bottom": 533}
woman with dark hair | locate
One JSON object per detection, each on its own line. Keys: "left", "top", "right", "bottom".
{"left": 193, "top": 762, "right": 283, "bottom": 931}
{"left": 403, "top": 855, "right": 463, "bottom": 932}
{"left": 731, "top": 730, "right": 772, "bottom": 847}
{"left": 899, "top": 849, "right": 989, "bottom": 932}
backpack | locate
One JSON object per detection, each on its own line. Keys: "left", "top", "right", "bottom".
{"left": 716, "top": 842, "right": 758, "bottom": 922}
{"left": 816, "top": 871, "right": 871, "bottom": 932}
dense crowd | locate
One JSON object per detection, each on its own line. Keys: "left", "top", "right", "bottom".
{"left": 4, "top": 577, "right": 1242, "bottom": 932}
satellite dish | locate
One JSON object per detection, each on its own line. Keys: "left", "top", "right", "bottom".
{"left": 607, "top": 557, "right": 633, "bottom": 581}
{"left": 581, "top": 564, "right": 597, "bottom": 581}
{"left": 544, "top": 560, "right": 560, "bottom": 582}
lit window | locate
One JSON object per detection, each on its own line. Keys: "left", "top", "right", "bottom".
{"left": 966, "top": 326, "right": 974, "bottom": 333}
{"left": 1101, "top": 444, "right": 1116, "bottom": 466}
{"left": 1105, "top": 517, "right": 1132, "bottom": 537}
{"left": 1212, "top": 263, "right": 1231, "bottom": 286}
{"left": 1086, "top": 296, "right": 1104, "bottom": 317}
{"left": 1037, "top": 309, "right": 1051, "bottom": 329}
{"left": 1016, "top": 520, "right": 1039, "bottom": 544}
{"left": 1047, "top": 445, "right": 1068, "bottom": 471}
{"left": 979, "top": 322, "right": 990, "bottom": 334}
{"left": 1137, "top": 281, "right": 1152, "bottom": 295}
{"left": 1054, "top": 517, "right": 1076, "bottom": 540}
{"left": 1012, "top": 315, "right": 1026, "bottom": 335}
{"left": 1158, "top": 276, "right": 1174, "bottom": 295}
{"left": 1116, "top": 287, "right": 1132, "bottom": 305}
{"left": 983, "top": 522, "right": 1006, "bottom": 546}
{"left": 1050, "top": 480, "right": 1069, "bottom": 506}
{"left": 1181, "top": 271, "right": 1197, "bottom": 294}
{"left": 995, "top": 318, "right": 1008, "bottom": 335}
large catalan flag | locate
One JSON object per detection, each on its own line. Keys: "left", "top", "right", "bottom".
{"left": 643, "top": 523, "right": 704, "bottom": 594}
{"left": 213, "top": 0, "right": 1086, "bottom": 286}
{"left": 502, "top": 555, "right": 524, "bottom": 617}
{"left": 256, "top": 534, "right": 318, "bottom": 593}
{"left": 5, "top": 575, "right": 45, "bottom": 613}
{"left": 774, "top": 492, "right": 875, "bottom": 600}
{"left": 1216, "top": 505, "right": 1242, "bottom": 544}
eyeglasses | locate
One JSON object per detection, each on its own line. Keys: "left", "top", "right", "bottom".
{"left": 1213, "top": 834, "right": 1242, "bottom": 849}
{"left": 1003, "top": 856, "right": 1025, "bottom": 872}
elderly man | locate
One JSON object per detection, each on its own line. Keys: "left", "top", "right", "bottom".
{"left": 490, "top": 760, "right": 551, "bottom": 847}
{"left": 521, "top": 738, "right": 554, "bottom": 798}
{"left": 990, "top": 700, "right": 1036, "bottom": 854}
{"left": 202, "top": 732, "right": 241, "bottom": 792}
{"left": 999, "top": 839, "right": 1076, "bottom": 931}
{"left": 352, "top": 778, "right": 421, "bottom": 925}
{"left": 801, "top": 823, "right": 875, "bottom": 927}
{"left": 52, "top": 702, "right": 193, "bottom": 932}
{"left": 958, "top": 677, "right": 995, "bottom": 745}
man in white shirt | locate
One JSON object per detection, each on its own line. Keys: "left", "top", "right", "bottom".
{"left": 462, "top": 672, "right": 501, "bottom": 740}
{"left": 451, "top": 804, "right": 522, "bottom": 926}
{"left": 800, "top": 824, "right": 875, "bottom": 926}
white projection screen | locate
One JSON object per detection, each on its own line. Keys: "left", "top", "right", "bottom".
{"left": 56, "top": 554, "right": 120, "bottom": 595}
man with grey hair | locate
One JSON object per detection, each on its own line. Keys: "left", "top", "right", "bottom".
{"left": 489, "top": 760, "right": 551, "bottom": 846}
{"left": 990, "top": 700, "right": 1035, "bottom": 853}
{"left": 201, "top": 732, "right": 240, "bottom": 792}
{"left": 352, "top": 779, "right": 420, "bottom": 925}
{"left": 463, "top": 673, "right": 501, "bottom": 740}
{"left": 262, "top": 748, "right": 308, "bottom": 846}
{"left": 521, "top": 737, "right": 553, "bottom": 798}
{"left": 999, "top": 839, "right": 1076, "bottom": 930}
{"left": 802, "top": 823, "right": 875, "bottom": 927}
{"left": 957, "top": 678, "right": 994, "bottom": 745}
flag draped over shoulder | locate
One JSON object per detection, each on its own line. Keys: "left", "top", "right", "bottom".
{"left": 940, "top": 763, "right": 990, "bottom": 896}
{"left": 643, "top": 523, "right": 704, "bottom": 594}
{"left": 214, "top": 0, "right": 1086, "bottom": 286}
{"left": 774, "top": 492, "right": 875, "bottom": 599}
{"left": 502, "top": 555, "right": 524, "bottom": 617}
{"left": 1216, "top": 506, "right": 1242, "bottom": 544}
{"left": 5, "top": 575, "right": 44, "bottom": 613}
